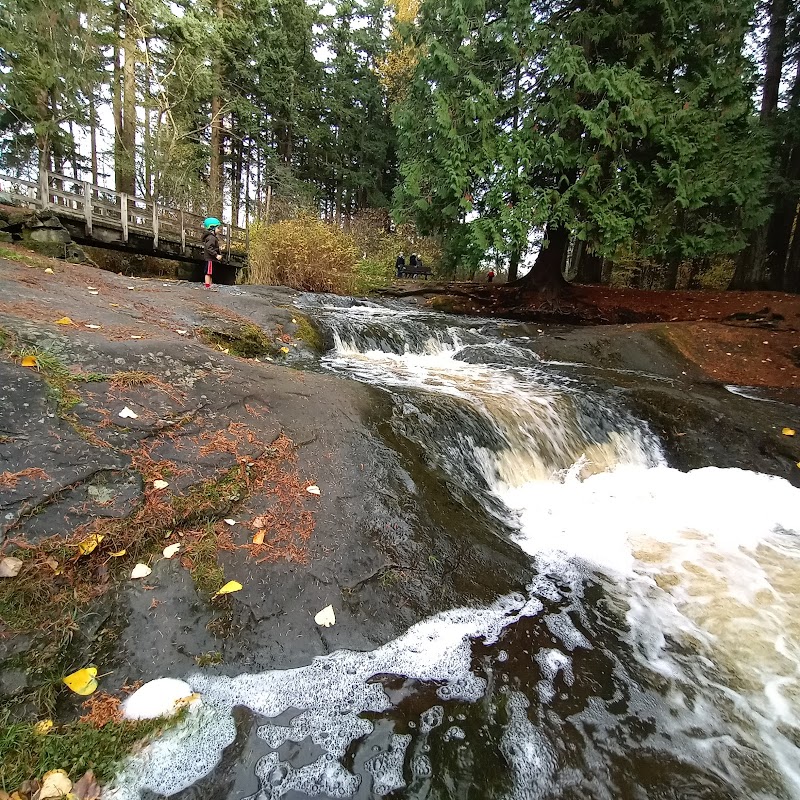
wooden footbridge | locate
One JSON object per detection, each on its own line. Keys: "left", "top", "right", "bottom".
{"left": 0, "top": 170, "right": 248, "bottom": 269}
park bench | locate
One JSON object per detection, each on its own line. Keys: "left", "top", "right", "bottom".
{"left": 399, "top": 265, "right": 432, "bottom": 279}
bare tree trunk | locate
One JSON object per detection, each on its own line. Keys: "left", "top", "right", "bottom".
{"left": 113, "top": 36, "right": 125, "bottom": 191}
{"left": 120, "top": 0, "right": 137, "bottom": 195}
{"left": 209, "top": 0, "right": 224, "bottom": 216}
{"left": 232, "top": 129, "right": 242, "bottom": 225}
{"left": 761, "top": 0, "right": 789, "bottom": 119}
{"left": 89, "top": 96, "right": 99, "bottom": 185}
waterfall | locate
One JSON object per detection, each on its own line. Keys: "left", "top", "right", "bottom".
{"left": 112, "top": 299, "right": 800, "bottom": 800}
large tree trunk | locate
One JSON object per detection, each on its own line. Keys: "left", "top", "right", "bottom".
{"left": 120, "top": 0, "right": 137, "bottom": 195}
{"left": 730, "top": 0, "right": 789, "bottom": 290}
{"left": 113, "top": 38, "right": 124, "bottom": 191}
{"left": 514, "top": 224, "right": 569, "bottom": 292}
{"left": 761, "top": 0, "right": 789, "bottom": 119}
{"left": 209, "top": 0, "right": 224, "bottom": 216}
{"left": 574, "top": 244, "right": 603, "bottom": 284}
{"left": 766, "top": 58, "right": 800, "bottom": 289}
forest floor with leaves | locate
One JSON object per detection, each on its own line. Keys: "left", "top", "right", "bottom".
{"left": 382, "top": 280, "right": 800, "bottom": 390}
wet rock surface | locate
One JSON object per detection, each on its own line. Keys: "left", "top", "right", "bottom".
{"left": 0, "top": 256, "right": 530, "bottom": 730}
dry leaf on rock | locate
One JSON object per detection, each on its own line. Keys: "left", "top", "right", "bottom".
{"left": 252, "top": 516, "right": 265, "bottom": 528}
{"left": 130, "top": 563, "right": 152, "bottom": 579}
{"left": 55, "top": 316, "right": 74, "bottom": 325}
{"left": 153, "top": 479, "right": 169, "bottom": 490}
{"left": 314, "top": 605, "right": 335, "bottom": 627}
{"left": 0, "top": 556, "right": 23, "bottom": 578}
{"left": 21, "top": 355, "right": 38, "bottom": 368}
{"left": 63, "top": 667, "right": 98, "bottom": 696}
{"left": 77, "top": 533, "right": 104, "bottom": 556}
{"left": 223, "top": 518, "right": 236, "bottom": 526}
{"left": 38, "top": 769, "right": 72, "bottom": 799}
{"left": 44, "top": 267, "right": 54, "bottom": 274}
{"left": 130, "top": 335, "right": 142, "bottom": 339}
{"left": 176, "top": 329, "right": 188, "bottom": 335}
{"left": 45, "top": 557, "right": 59, "bottom": 572}
{"left": 127, "top": 286, "right": 135, "bottom": 290}
{"left": 212, "top": 580, "right": 242, "bottom": 598}
{"left": 163, "top": 543, "right": 181, "bottom": 559}
{"left": 72, "top": 770, "right": 101, "bottom": 800}
{"left": 85, "top": 324, "right": 101, "bottom": 329}
{"left": 252, "top": 530, "right": 265, "bottom": 545}
{"left": 88, "top": 291, "right": 99, "bottom": 295}
{"left": 87, "top": 286, "right": 98, "bottom": 290}
{"left": 783, "top": 427, "right": 796, "bottom": 436}
{"left": 306, "top": 485, "right": 321, "bottom": 495}
{"left": 118, "top": 406, "right": 138, "bottom": 419}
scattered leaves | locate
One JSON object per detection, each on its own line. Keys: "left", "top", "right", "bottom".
{"left": 0, "top": 556, "right": 23, "bottom": 578}
{"left": 63, "top": 666, "right": 98, "bottom": 696}
{"left": 252, "top": 530, "right": 265, "bottom": 545}
{"left": 212, "top": 580, "right": 242, "bottom": 598}
{"left": 55, "top": 316, "right": 74, "bottom": 325}
{"left": 130, "top": 563, "right": 152, "bottom": 579}
{"left": 72, "top": 769, "right": 102, "bottom": 800}
{"left": 118, "top": 406, "right": 138, "bottom": 419}
{"left": 314, "top": 605, "right": 335, "bottom": 627}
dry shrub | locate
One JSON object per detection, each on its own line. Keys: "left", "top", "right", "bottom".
{"left": 247, "top": 213, "right": 359, "bottom": 292}
{"left": 246, "top": 210, "right": 442, "bottom": 294}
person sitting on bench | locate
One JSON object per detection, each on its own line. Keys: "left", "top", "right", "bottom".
{"left": 395, "top": 252, "right": 405, "bottom": 278}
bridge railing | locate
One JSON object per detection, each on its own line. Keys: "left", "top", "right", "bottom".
{"left": 0, "top": 169, "right": 248, "bottom": 257}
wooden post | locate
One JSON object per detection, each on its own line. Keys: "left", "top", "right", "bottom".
{"left": 226, "top": 223, "right": 232, "bottom": 259}
{"left": 83, "top": 181, "right": 93, "bottom": 235}
{"left": 180, "top": 210, "right": 186, "bottom": 254}
{"left": 121, "top": 193, "right": 129, "bottom": 242}
{"left": 39, "top": 169, "right": 49, "bottom": 210}
{"left": 152, "top": 202, "right": 159, "bottom": 249}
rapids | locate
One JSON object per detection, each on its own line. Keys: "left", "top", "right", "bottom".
{"left": 111, "top": 298, "right": 800, "bottom": 800}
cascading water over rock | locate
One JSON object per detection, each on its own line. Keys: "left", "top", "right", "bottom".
{"left": 111, "top": 298, "right": 800, "bottom": 800}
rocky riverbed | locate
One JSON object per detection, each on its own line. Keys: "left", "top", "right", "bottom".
{"left": 1, "top": 248, "right": 799, "bottom": 797}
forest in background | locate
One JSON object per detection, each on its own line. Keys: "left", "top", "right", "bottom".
{"left": 0, "top": 0, "right": 799, "bottom": 293}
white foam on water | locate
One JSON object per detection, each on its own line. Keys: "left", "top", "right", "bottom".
{"left": 108, "top": 592, "right": 545, "bottom": 799}
{"left": 499, "top": 464, "right": 800, "bottom": 797}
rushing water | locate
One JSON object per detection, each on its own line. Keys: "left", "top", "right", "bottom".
{"left": 113, "top": 298, "right": 800, "bottom": 800}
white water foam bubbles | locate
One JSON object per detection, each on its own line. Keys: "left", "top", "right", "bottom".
{"left": 498, "top": 463, "right": 800, "bottom": 796}
{"left": 108, "top": 592, "right": 545, "bottom": 799}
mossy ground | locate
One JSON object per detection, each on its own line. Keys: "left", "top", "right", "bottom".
{"left": 0, "top": 709, "right": 184, "bottom": 791}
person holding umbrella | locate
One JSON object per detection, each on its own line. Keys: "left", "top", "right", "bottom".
{"left": 202, "top": 217, "right": 223, "bottom": 289}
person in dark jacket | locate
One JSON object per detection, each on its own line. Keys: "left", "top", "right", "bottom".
{"left": 202, "top": 217, "right": 223, "bottom": 288}
{"left": 395, "top": 252, "right": 406, "bottom": 278}
{"left": 409, "top": 253, "right": 419, "bottom": 271}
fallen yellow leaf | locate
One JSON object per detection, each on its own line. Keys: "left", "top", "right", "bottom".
{"left": 782, "top": 427, "right": 796, "bottom": 436}
{"left": 55, "top": 316, "right": 74, "bottom": 325}
{"left": 212, "top": 580, "right": 242, "bottom": 598}
{"left": 280, "top": 346, "right": 290, "bottom": 354}
{"left": 39, "top": 769, "right": 72, "bottom": 799}
{"left": 109, "top": 549, "right": 127, "bottom": 557}
{"left": 63, "top": 666, "right": 98, "bottom": 696}
{"left": 21, "top": 355, "right": 38, "bottom": 368}
{"left": 252, "top": 530, "right": 265, "bottom": 545}
{"left": 34, "top": 719, "right": 53, "bottom": 735}
{"left": 78, "top": 533, "right": 104, "bottom": 556}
